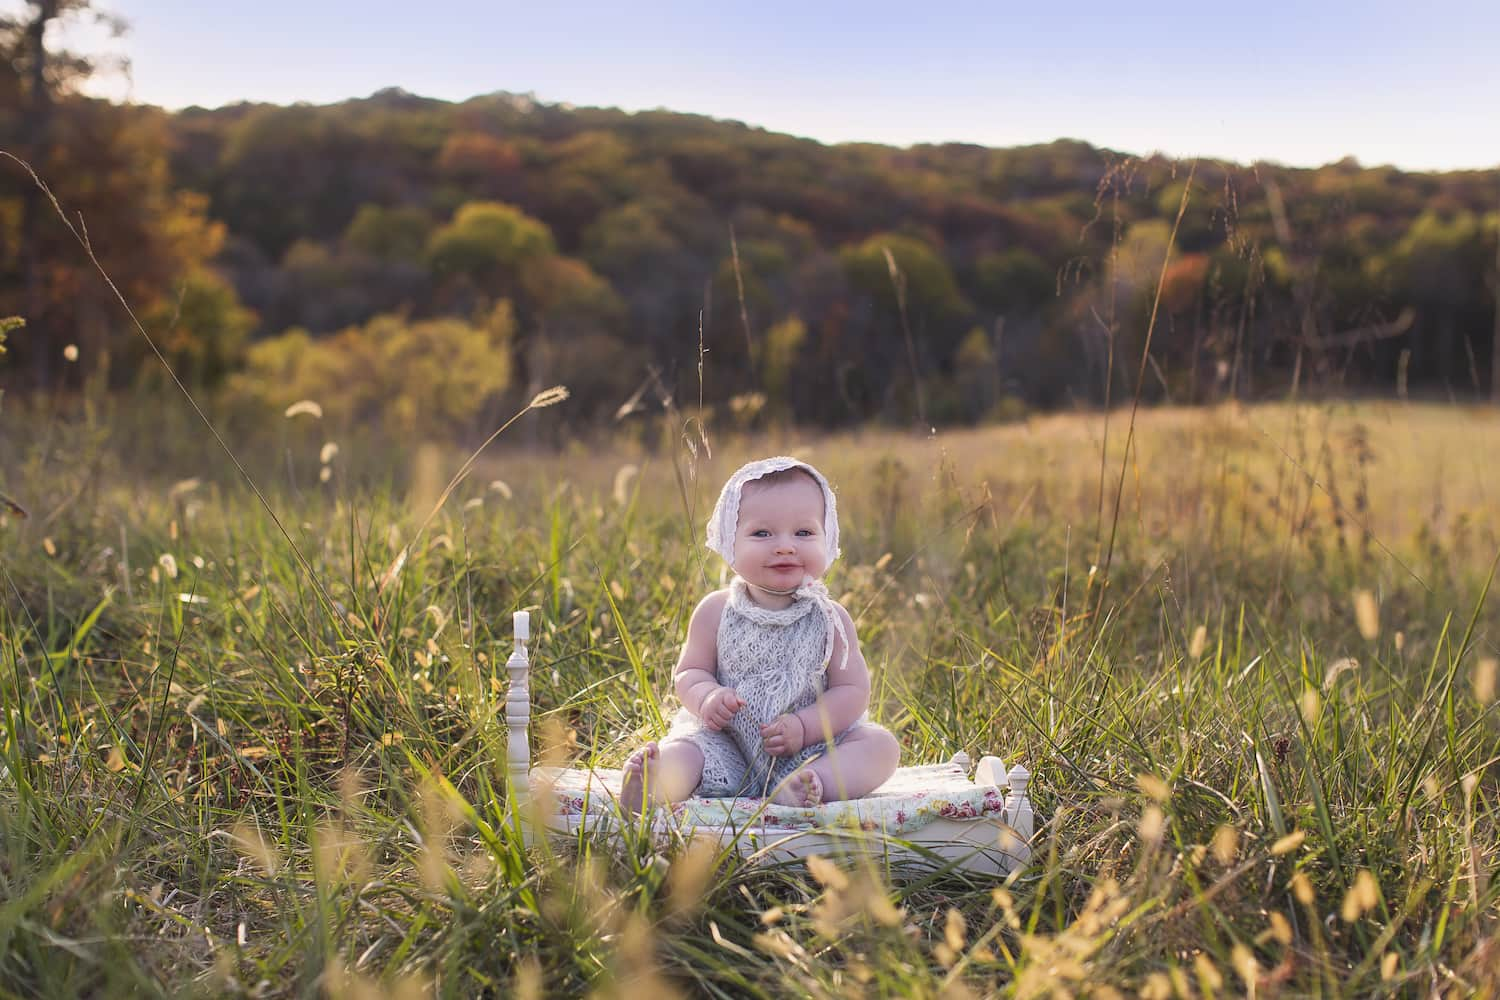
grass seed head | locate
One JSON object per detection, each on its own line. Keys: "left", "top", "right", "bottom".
{"left": 529, "top": 385, "right": 570, "bottom": 409}
{"left": 1140, "top": 972, "right": 1173, "bottom": 1000}
{"left": 1137, "top": 774, "right": 1172, "bottom": 803}
{"left": 1231, "top": 943, "right": 1259, "bottom": 988}
{"left": 613, "top": 464, "right": 639, "bottom": 505}
{"left": 1473, "top": 658, "right": 1498, "bottom": 705}
{"left": 1290, "top": 871, "right": 1315, "bottom": 905}
{"left": 806, "top": 854, "right": 849, "bottom": 892}
{"left": 666, "top": 835, "right": 719, "bottom": 918}
{"left": 1322, "top": 657, "right": 1358, "bottom": 690}
{"left": 515, "top": 958, "right": 544, "bottom": 1000}
{"left": 1300, "top": 687, "right": 1321, "bottom": 724}
{"left": 313, "top": 820, "right": 371, "bottom": 888}
{"left": 228, "top": 821, "right": 280, "bottom": 877}
{"left": 1340, "top": 869, "right": 1381, "bottom": 922}
{"left": 1271, "top": 829, "right": 1306, "bottom": 855}
{"left": 409, "top": 443, "right": 444, "bottom": 523}
{"left": 1188, "top": 624, "right": 1209, "bottom": 658}
{"left": 1138, "top": 805, "right": 1166, "bottom": 844}
{"left": 338, "top": 766, "right": 364, "bottom": 816}
{"left": 168, "top": 477, "right": 201, "bottom": 500}
{"left": 1193, "top": 953, "right": 1224, "bottom": 992}
{"left": 1353, "top": 589, "right": 1380, "bottom": 640}
{"left": 283, "top": 399, "right": 323, "bottom": 419}
{"left": 1212, "top": 824, "right": 1239, "bottom": 865}
{"left": 944, "top": 907, "right": 967, "bottom": 952}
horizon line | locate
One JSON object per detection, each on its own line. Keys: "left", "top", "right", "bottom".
{"left": 107, "top": 85, "right": 1500, "bottom": 177}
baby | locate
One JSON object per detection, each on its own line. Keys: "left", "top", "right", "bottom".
{"left": 620, "top": 457, "right": 901, "bottom": 813}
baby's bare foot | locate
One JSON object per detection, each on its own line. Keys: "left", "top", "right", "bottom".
{"left": 620, "top": 741, "right": 658, "bottom": 815}
{"left": 772, "top": 768, "right": 823, "bottom": 807}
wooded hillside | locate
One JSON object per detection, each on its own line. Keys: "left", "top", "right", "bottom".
{"left": 4, "top": 19, "right": 1498, "bottom": 431}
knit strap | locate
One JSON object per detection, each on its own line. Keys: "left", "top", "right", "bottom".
{"left": 728, "top": 576, "right": 852, "bottom": 672}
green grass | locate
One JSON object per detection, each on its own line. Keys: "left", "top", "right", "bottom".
{"left": 2, "top": 398, "right": 1499, "bottom": 997}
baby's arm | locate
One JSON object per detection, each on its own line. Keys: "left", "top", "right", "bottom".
{"left": 672, "top": 591, "right": 743, "bottom": 729}
{"left": 764, "top": 603, "right": 870, "bottom": 754}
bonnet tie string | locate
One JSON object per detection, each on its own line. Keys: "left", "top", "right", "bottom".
{"left": 795, "top": 578, "right": 851, "bottom": 674}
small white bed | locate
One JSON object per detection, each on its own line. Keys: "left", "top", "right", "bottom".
{"left": 504, "top": 613, "right": 1034, "bottom": 875}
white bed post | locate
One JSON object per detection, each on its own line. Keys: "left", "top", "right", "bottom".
{"left": 977, "top": 756, "right": 1035, "bottom": 866}
{"left": 1005, "top": 764, "right": 1033, "bottom": 843}
{"left": 505, "top": 610, "right": 533, "bottom": 846}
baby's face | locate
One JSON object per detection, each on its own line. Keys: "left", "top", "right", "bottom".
{"left": 733, "top": 474, "right": 829, "bottom": 590}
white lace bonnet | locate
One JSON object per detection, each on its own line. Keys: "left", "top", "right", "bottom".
{"left": 705, "top": 456, "right": 840, "bottom": 568}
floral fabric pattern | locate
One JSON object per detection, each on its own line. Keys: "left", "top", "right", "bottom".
{"left": 538, "top": 760, "right": 1014, "bottom": 836}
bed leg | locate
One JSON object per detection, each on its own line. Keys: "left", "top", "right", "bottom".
{"left": 505, "top": 611, "right": 533, "bottom": 847}
{"left": 1005, "top": 764, "right": 1033, "bottom": 844}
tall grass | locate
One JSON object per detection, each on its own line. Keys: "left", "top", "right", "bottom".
{"left": 2, "top": 393, "right": 1498, "bottom": 996}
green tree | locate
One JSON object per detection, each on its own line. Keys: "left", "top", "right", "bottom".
{"left": 136, "top": 268, "right": 255, "bottom": 387}
{"left": 343, "top": 203, "right": 432, "bottom": 263}
{"left": 228, "top": 304, "right": 515, "bottom": 435}
{"left": 215, "top": 105, "right": 367, "bottom": 258}
{"left": 974, "top": 248, "right": 1054, "bottom": 314}
{"left": 841, "top": 232, "right": 967, "bottom": 321}
{"left": 426, "top": 201, "right": 556, "bottom": 289}
{"left": 758, "top": 314, "right": 806, "bottom": 421}
{"left": 1379, "top": 210, "right": 1493, "bottom": 388}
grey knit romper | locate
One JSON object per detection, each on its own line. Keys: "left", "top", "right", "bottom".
{"left": 662, "top": 576, "right": 879, "bottom": 797}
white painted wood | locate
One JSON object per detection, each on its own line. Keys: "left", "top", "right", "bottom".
{"left": 538, "top": 803, "right": 1029, "bottom": 876}
{"left": 1005, "top": 765, "right": 1032, "bottom": 837}
{"left": 505, "top": 611, "right": 533, "bottom": 846}
{"left": 975, "top": 755, "right": 1006, "bottom": 787}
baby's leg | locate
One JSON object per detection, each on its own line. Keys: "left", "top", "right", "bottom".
{"left": 620, "top": 740, "right": 704, "bottom": 815}
{"left": 773, "top": 725, "right": 900, "bottom": 806}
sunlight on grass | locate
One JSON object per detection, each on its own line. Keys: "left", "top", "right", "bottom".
{"left": 1, "top": 399, "right": 1498, "bottom": 995}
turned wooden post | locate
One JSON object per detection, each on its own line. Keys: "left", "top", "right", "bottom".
{"left": 1005, "top": 764, "right": 1033, "bottom": 842}
{"left": 505, "top": 610, "right": 533, "bottom": 844}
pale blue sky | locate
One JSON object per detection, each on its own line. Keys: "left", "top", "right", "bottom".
{"left": 28, "top": 0, "right": 1500, "bottom": 171}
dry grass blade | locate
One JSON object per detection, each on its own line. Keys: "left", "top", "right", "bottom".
{"left": 377, "top": 385, "right": 571, "bottom": 599}
{"left": 0, "top": 489, "right": 28, "bottom": 519}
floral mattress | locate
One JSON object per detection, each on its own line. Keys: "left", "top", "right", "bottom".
{"left": 536, "top": 759, "right": 1012, "bottom": 835}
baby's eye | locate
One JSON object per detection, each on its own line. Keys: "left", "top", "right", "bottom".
{"left": 796, "top": 529, "right": 815, "bottom": 537}
{"left": 751, "top": 529, "right": 770, "bottom": 538}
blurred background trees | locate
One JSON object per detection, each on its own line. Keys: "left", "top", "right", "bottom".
{"left": 3, "top": 6, "right": 1498, "bottom": 435}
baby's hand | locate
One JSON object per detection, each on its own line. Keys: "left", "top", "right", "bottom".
{"left": 700, "top": 686, "right": 745, "bottom": 731}
{"left": 760, "top": 714, "right": 806, "bottom": 757}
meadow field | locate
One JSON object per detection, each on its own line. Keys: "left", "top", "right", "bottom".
{"left": 2, "top": 396, "right": 1499, "bottom": 997}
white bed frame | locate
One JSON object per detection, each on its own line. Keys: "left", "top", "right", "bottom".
{"left": 504, "top": 612, "right": 1034, "bottom": 875}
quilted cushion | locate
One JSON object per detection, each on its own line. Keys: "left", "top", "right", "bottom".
{"left": 537, "top": 759, "right": 1011, "bottom": 834}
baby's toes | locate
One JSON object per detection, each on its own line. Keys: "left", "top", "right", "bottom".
{"left": 620, "top": 753, "right": 649, "bottom": 814}
{"left": 800, "top": 770, "right": 824, "bottom": 807}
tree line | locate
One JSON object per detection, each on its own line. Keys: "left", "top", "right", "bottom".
{"left": 4, "top": 3, "right": 1499, "bottom": 435}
